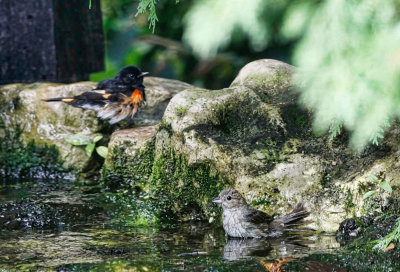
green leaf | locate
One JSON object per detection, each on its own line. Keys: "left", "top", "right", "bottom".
{"left": 93, "top": 135, "right": 103, "bottom": 143}
{"left": 369, "top": 175, "right": 379, "bottom": 183}
{"left": 96, "top": 146, "right": 108, "bottom": 159}
{"left": 379, "top": 181, "right": 392, "bottom": 193}
{"left": 85, "top": 144, "right": 95, "bottom": 157}
{"left": 66, "top": 134, "right": 92, "bottom": 146}
{"left": 363, "top": 190, "right": 377, "bottom": 200}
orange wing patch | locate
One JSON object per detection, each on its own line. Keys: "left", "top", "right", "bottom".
{"left": 122, "top": 89, "right": 143, "bottom": 105}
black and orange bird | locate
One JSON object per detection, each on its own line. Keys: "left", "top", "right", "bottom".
{"left": 44, "top": 66, "right": 149, "bottom": 124}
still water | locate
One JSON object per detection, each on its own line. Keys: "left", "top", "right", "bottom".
{"left": 0, "top": 178, "right": 339, "bottom": 271}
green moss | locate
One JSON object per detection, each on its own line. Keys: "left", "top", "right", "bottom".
{"left": 148, "top": 148, "right": 226, "bottom": 223}
{"left": 344, "top": 188, "right": 356, "bottom": 215}
{"left": 280, "top": 138, "right": 303, "bottom": 155}
{"left": 212, "top": 93, "right": 283, "bottom": 148}
{"left": 0, "top": 125, "right": 69, "bottom": 179}
{"left": 157, "top": 119, "right": 173, "bottom": 136}
{"left": 280, "top": 105, "right": 312, "bottom": 138}
{"left": 175, "top": 106, "right": 189, "bottom": 117}
{"left": 101, "top": 136, "right": 226, "bottom": 226}
{"left": 186, "top": 88, "right": 232, "bottom": 100}
{"left": 101, "top": 138, "right": 155, "bottom": 191}
{"left": 251, "top": 196, "right": 271, "bottom": 206}
{"left": 234, "top": 68, "right": 292, "bottom": 101}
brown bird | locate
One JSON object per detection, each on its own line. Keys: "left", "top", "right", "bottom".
{"left": 213, "top": 188, "right": 312, "bottom": 238}
{"left": 43, "top": 66, "right": 149, "bottom": 124}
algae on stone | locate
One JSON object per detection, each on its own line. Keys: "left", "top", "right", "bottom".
{"left": 0, "top": 125, "right": 69, "bottom": 179}
{"left": 103, "top": 126, "right": 157, "bottom": 191}
{"left": 102, "top": 125, "right": 226, "bottom": 224}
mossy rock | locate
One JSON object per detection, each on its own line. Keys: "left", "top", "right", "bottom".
{"left": 102, "top": 59, "right": 400, "bottom": 231}
{"left": 0, "top": 77, "right": 194, "bottom": 174}
{"left": 0, "top": 82, "right": 105, "bottom": 172}
{"left": 102, "top": 126, "right": 225, "bottom": 224}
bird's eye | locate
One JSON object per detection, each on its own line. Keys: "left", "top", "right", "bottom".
{"left": 128, "top": 74, "right": 135, "bottom": 78}
{"left": 227, "top": 196, "right": 232, "bottom": 201}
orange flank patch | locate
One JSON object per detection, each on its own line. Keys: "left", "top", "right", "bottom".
{"left": 62, "top": 98, "right": 74, "bottom": 102}
{"left": 122, "top": 89, "right": 143, "bottom": 105}
{"left": 131, "top": 89, "right": 143, "bottom": 103}
{"left": 102, "top": 93, "right": 111, "bottom": 99}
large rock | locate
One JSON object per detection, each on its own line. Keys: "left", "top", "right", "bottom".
{"left": 104, "top": 59, "right": 400, "bottom": 231}
{"left": 0, "top": 77, "right": 193, "bottom": 173}
{"left": 0, "top": 82, "right": 103, "bottom": 171}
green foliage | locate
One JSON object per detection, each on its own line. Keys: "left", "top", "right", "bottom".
{"left": 328, "top": 119, "right": 343, "bottom": 142}
{"left": 66, "top": 134, "right": 108, "bottom": 159}
{"left": 374, "top": 217, "right": 400, "bottom": 250}
{"left": 94, "top": 0, "right": 283, "bottom": 89}
{"left": 65, "top": 134, "right": 92, "bottom": 146}
{"left": 136, "top": 0, "right": 158, "bottom": 32}
{"left": 183, "top": 0, "right": 269, "bottom": 57}
{"left": 294, "top": 0, "right": 400, "bottom": 150}
{"left": 0, "top": 127, "right": 68, "bottom": 179}
{"left": 363, "top": 175, "right": 392, "bottom": 212}
{"left": 96, "top": 146, "right": 109, "bottom": 158}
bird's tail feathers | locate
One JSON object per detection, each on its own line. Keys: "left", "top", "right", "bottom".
{"left": 42, "top": 97, "right": 74, "bottom": 102}
{"left": 273, "top": 203, "right": 312, "bottom": 233}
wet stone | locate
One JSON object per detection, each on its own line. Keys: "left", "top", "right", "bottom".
{"left": 336, "top": 216, "right": 373, "bottom": 246}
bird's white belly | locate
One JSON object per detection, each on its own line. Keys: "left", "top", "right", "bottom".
{"left": 222, "top": 209, "right": 248, "bottom": 238}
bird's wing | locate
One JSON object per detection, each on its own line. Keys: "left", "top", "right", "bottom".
{"left": 94, "top": 79, "right": 114, "bottom": 90}
{"left": 94, "top": 79, "right": 130, "bottom": 94}
{"left": 243, "top": 206, "right": 274, "bottom": 224}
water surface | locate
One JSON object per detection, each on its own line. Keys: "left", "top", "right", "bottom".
{"left": 0, "top": 178, "right": 339, "bottom": 271}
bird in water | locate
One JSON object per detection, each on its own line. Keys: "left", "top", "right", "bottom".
{"left": 213, "top": 188, "right": 311, "bottom": 238}
{"left": 43, "top": 66, "right": 149, "bottom": 124}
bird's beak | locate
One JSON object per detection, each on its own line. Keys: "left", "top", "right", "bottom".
{"left": 138, "top": 72, "right": 149, "bottom": 78}
{"left": 212, "top": 196, "right": 222, "bottom": 205}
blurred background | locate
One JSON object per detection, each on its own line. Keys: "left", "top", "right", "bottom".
{"left": 91, "top": 0, "right": 308, "bottom": 89}
{"left": 92, "top": 0, "right": 400, "bottom": 150}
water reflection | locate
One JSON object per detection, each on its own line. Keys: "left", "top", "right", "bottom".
{"left": 223, "top": 237, "right": 311, "bottom": 261}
